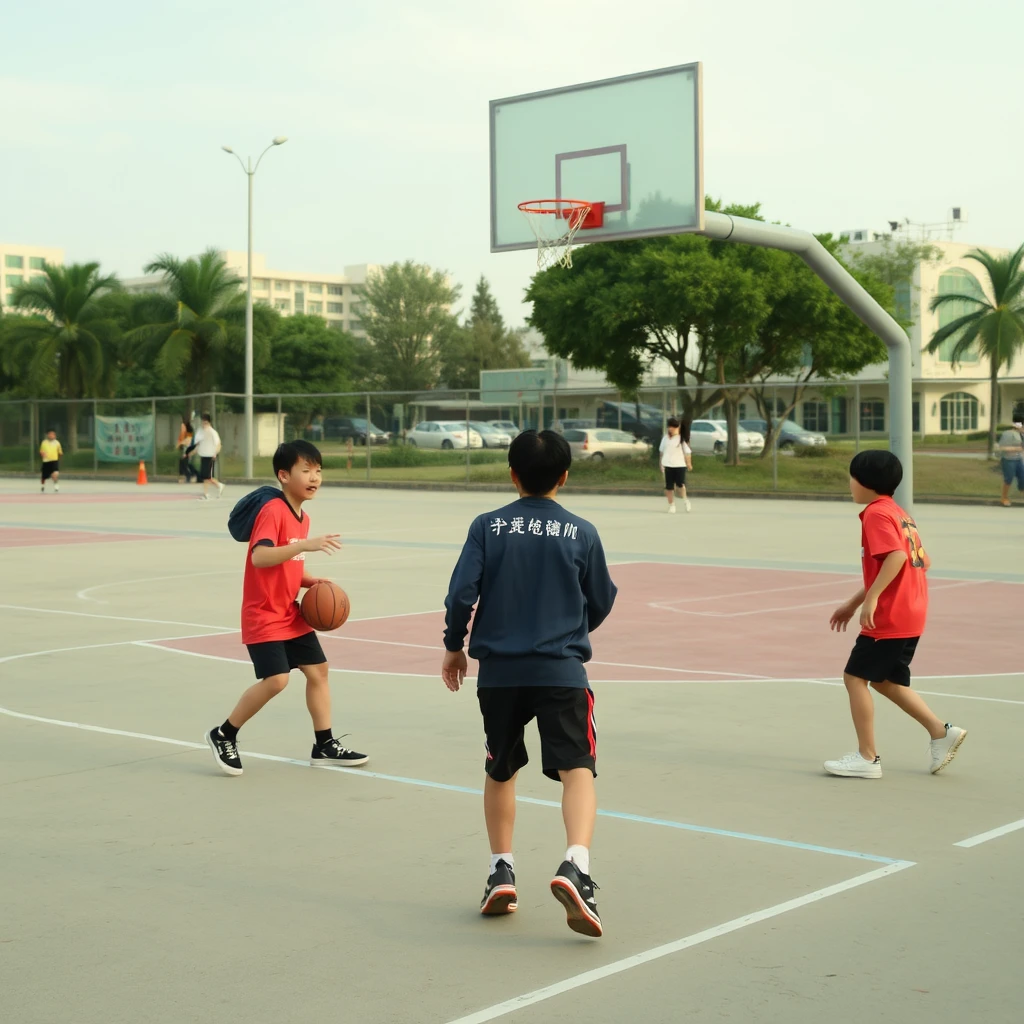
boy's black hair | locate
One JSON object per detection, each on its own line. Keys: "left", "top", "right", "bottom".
{"left": 273, "top": 440, "right": 323, "bottom": 478}
{"left": 508, "top": 429, "right": 571, "bottom": 495}
{"left": 849, "top": 449, "right": 902, "bottom": 496}
{"left": 201, "top": 412, "right": 212, "bottom": 423}
{"left": 666, "top": 417, "right": 680, "bottom": 428}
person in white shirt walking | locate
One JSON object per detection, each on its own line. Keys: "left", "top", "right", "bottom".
{"left": 187, "top": 413, "right": 226, "bottom": 500}
{"left": 660, "top": 418, "right": 693, "bottom": 513}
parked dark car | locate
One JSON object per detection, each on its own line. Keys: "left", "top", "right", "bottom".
{"left": 322, "top": 416, "right": 390, "bottom": 445}
{"left": 596, "top": 401, "right": 664, "bottom": 444}
{"left": 740, "top": 418, "right": 827, "bottom": 449}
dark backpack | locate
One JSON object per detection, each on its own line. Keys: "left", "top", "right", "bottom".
{"left": 228, "top": 486, "right": 283, "bottom": 542}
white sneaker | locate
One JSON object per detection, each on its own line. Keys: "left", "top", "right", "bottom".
{"left": 216, "top": 482, "right": 226, "bottom": 498}
{"left": 684, "top": 498, "right": 691, "bottom": 512}
{"left": 668, "top": 504, "right": 677, "bottom": 514}
{"left": 930, "top": 724, "right": 967, "bottom": 774}
{"left": 824, "top": 751, "right": 882, "bottom": 778}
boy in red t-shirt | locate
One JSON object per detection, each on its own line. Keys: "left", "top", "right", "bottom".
{"left": 205, "top": 441, "right": 368, "bottom": 776}
{"left": 825, "top": 450, "right": 966, "bottom": 779}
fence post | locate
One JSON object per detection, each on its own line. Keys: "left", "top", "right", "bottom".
{"left": 29, "top": 402, "right": 37, "bottom": 474}
{"left": 151, "top": 397, "right": 158, "bottom": 479}
{"left": 772, "top": 385, "right": 778, "bottom": 491}
{"left": 465, "top": 391, "right": 471, "bottom": 483}
{"left": 662, "top": 390, "right": 667, "bottom": 434}
{"left": 93, "top": 399, "right": 99, "bottom": 474}
{"left": 365, "top": 393, "right": 372, "bottom": 481}
{"left": 277, "top": 395, "right": 283, "bottom": 446}
{"left": 854, "top": 383, "right": 861, "bottom": 454}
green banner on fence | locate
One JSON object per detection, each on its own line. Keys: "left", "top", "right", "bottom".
{"left": 96, "top": 415, "right": 154, "bottom": 462}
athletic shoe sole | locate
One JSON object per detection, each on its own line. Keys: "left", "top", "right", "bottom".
{"left": 481, "top": 885, "right": 518, "bottom": 915}
{"left": 205, "top": 731, "right": 243, "bottom": 776}
{"left": 823, "top": 763, "right": 881, "bottom": 779}
{"left": 310, "top": 755, "right": 370, "bottom": 768}
{"left": 931, "top": 729, "right": 967, "bottom": 774}
{"left": 550, "top": 877, "right": 603, "bottom": 937}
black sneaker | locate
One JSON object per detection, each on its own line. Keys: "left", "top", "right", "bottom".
{"left": 480, "top": 860, "right": 518, "bottom": 915}
{"left": 205, "top": 728, "right": 243, "bottom": 776}
{"left": 310, "top": 737, "right": 369, "bottom": 768}
{"left": 550, "top": 860, "right": 602, "bottom": 937}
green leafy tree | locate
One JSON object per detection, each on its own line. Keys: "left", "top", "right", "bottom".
{"left": 1, "top": 262, "right": 121, "bottom": 450}
{"left": 926, "top": 244, "right": 1024, "bottom": 455}
{"left": 468, "top": 275, "right": 505, "bottom": 333}
{"left": 359, "top": 261, "right": 460, "bottom": 392}
{"left": 846, "top": 238, "right": 940, "bottom": 329}
{"left": 125, "top": 248, "right": 247, "bottom": 395}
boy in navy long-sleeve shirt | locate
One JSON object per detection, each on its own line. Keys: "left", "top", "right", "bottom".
{"left": 442, "top": 430, "right": 617, "bottom": 937}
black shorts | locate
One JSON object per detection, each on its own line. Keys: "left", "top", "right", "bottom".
{"left": 477, "top": 686, "right": 596, "bottom": 782}
{"left": 246, "top": 631, "right": 326, "bottom": 679}
{"left": 41, "top": 461, "right": 59, "bottom": 481}
{"left": 200, "top": 456, "right": 216, "bottom": 481}
{"left": 664, "top": 466, "right": 687, "bottom": 490}
{"left": 844, "top": 635, "right": 920, "bottom": 687}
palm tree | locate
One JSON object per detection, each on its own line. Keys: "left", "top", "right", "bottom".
{"left": 926, "top": 244, "right": 1024, "bottom": 455}
{"left": 127, "top": 249, "right": 245, "bottom": 395}
{"left": 1, "top": 263, "right": 121, "bottom": 451}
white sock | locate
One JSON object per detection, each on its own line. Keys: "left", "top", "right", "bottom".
{"left": 490, "top": 852, "right": 513, "bottom": 873}
{"left": 566, "top": 845, "right": 590, "bottom": 874}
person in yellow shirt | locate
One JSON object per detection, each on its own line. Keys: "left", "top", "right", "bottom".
{"left": 40, "top": 430, "right": 63, "bottom": 493}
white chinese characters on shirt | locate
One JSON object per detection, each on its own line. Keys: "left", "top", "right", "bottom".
{"left": 489, "top": 516, "right": 579, "bottom": 540}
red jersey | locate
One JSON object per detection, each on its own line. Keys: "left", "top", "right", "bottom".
{"left": 859, "top": 496, "right": 928, "bottom": 639}
{"left": 241, "top": 496, "right": 311, "bottom": 644}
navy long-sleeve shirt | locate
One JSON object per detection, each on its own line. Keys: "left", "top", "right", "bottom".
{"left": 443, "top": 496, "right": 617, "bottom": 687}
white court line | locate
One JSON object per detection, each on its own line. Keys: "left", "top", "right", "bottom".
{"left": 76, "top": 570, "right": 239, "bottom": 603}
{"left": 954, "top": 819, "right": 1024, "bottom": 848}
{"left": 651, "top": 576, "right": 854, "bottom": 610}
{"left": 797, "top": 678, "right": 1024, "bottom": 706}
{"left": 443, "top": 861, "right": 916, "bottom": 1024}
{"left": 0, "top": 633, "right": 239, "bottom": 667}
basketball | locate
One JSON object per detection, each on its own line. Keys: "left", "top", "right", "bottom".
{"left": 301, "top": 581, "right": 350, "bottom": 631}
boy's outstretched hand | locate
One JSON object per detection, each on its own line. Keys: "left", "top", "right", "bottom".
{"left": 442, "top": 649, "right": 468, "bottom": 692}
{"left": 829, "top": 600, "right": 858, "bottom": 632}
{"left": 302, "top": 534, "right": 342, "bottom": 555}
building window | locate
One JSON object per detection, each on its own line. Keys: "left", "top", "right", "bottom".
{"left": 329, "top": 321, "right": 347, "bottom": 331}
{"left": 253, "top": 278, "right": 269, "bottom": 291}
{"left": 5, "top": 255, "right": 23, "bottom": 269}
{"left": 327, "top": 302, "right": 343, "bottom": 314}
{"left": 30, "top": 275, "right": 46, "bottom": 284}
{"left": 328, "top": 285, "right": 344, "bottom": 295}
{"left": 308, "top": 283, "right": 323, "bottom": 294}
{"left": 860, "top": 400, "right": 885, "bottom": 432}
{"left": 275, "top": 300, "right": 290, "bottom": 311}
{"left": 935, "top": 269, "right": 984, "bottom": 363}
{"left": 29, "top": 256, "right": 45, "bottom": 270}
{"left": 275, "top": 281, "right": 290, "bottom": 291}
{"left": 6, "top": 274, "right": 23, "bottom": 288}
{"left": 894, "top": 280, "right": 912, "bottom": 324}
{"left": 830, "top": 396, "right": 847, "bottom": 434}
{"left": 307, "top": 301, "right": 323, "bottom": 314}
{"left": 803, "top": 401, "right": 829, "bottom": 432}
{"left": 939, "top": 391, "right": 978, "bottom": 432}
{"left": 912, "top": 396, "right": 920, "bottom": 433}
{"left": 294, "top": 292, "right": 304, "bottom": 314}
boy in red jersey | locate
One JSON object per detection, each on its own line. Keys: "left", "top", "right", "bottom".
{"left": 825, "top": 450, "right": 966, "bottom": 779}
{"left": 205, "top": 441, "right": 368, "bottom": 776}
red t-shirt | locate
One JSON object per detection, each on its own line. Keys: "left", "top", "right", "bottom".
{"left": 859, "top": 496, "right": 928, "bottom": 639}
{"left": 241, "top": 496, "right": 311, "bottom": 645}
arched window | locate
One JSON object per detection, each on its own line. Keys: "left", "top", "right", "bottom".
{"left": 935, "top": 269, "right": 985, "bottom": 363}
{"left": 939, "top": 391, "right": 978, "bottom": 432}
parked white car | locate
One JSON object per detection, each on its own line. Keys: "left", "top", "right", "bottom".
{"left": 688, "top": 420, "right": 765, "bottom": 455}
{"left": 488, "top": 420, "right": 521, "bottom": 439}
{"left": 469, "top": 422, "right": 513, "bottom": 448}
{"left": 563, "top": 428, "right": 650, "bottom": 460}
{"left": 407, "top": 421, "right": 483, "bottom": 449}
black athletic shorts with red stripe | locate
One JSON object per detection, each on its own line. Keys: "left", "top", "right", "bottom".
{"left": 477, "top": 686, "right": 596, "bottom": 782}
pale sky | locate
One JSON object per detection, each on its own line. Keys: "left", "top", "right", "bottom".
{"left": 3, "top": 0, "right": 1019, "bottom": 327}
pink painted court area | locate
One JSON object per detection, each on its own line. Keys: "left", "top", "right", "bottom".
{"left": 154, "top": 563, "right": 1019, "bottom": 681}
{"left": 0, "top": 526, "right": 175, "bottom": 548}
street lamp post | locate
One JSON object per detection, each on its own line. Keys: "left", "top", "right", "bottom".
{"left": 221, "top": 136, "right": 287, "bottom": 479}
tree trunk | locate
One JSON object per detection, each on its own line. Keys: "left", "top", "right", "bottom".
{"left": 724, "top": 394, "right": 740, "bottom": 466}
{"left": 989, "top": 357, "right": 999, "bottom": 458}
{"left": 67, "top": 401, "right": 80, "bottom": 454}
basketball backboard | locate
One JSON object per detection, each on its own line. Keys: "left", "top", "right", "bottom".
{"left": 489, "top": 63, "right": 703, "bottom": 253}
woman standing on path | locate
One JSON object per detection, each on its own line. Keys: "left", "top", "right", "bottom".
{"left": 660, "top": 417, "right": 693, "bottom": 513}
{"left": 998, "top": 420, "right": 1024, "bottom": 507}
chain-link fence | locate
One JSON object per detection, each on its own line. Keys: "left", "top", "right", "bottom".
{"left": 3, "top": 377, "right": 1023, "bottom": 501}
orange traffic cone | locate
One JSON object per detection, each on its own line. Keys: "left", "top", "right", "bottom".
{"left": 137, "top": 460, "right": 148, "bottom": 486}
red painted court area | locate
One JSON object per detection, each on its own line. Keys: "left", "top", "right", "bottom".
{"left": 0, "top": 527, "right": 173, "bottom": 548}
{"left": 156, "top": 563, "right": 1020, "bottom": 681}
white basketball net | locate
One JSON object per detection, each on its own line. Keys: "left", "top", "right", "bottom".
{"left": 519, "top": 201, "right": 591, "bottom": 271}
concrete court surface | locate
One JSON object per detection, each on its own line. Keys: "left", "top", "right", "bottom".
{"left": 1, "top": 478, "right": 1022, "bottom": 1024}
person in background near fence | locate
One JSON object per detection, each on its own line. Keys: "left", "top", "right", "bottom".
{"left": 39, "top": 429, "right": 63, "bottom": 494}
{"left": 442, "top": 430, "right": 617, "bottom": 937}
{"left": 997, "top": 420, "right": 1024, "bottom": 507}
{"left": 176, "top": 416, "right": 195, "bottom": 484}
{"left": 187, "top": 412, "right": 225, "bottom": 500}
{"left": 825, "top": 450, "right": 966, "bottom": 779}
{"left": 659, "top": 417, "right": 692, "bottom": 513}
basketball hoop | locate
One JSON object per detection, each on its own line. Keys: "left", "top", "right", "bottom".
{"left": 518, "top": 199, "right": 603, "bottom": 270}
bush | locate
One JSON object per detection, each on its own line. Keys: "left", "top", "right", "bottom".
{"left": 794, "top": 444, "right": 832, "bottom": 458}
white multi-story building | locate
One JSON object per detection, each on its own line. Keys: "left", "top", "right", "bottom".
{"left": 0, "top": 243, "right": 64, "bottom": 311}
{"left": 124, "top": 251, "right": 379, "bottom": 339}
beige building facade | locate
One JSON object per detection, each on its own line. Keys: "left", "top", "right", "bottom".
{"left": 0, "top": 243, "right": 65, "bottom": 311}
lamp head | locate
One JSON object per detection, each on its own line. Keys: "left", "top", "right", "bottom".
{"left": 272, "top": 136, "right": 288, "bottom": 146}
{"left": 221, "top": 145, "right": 234, "bottom": 154}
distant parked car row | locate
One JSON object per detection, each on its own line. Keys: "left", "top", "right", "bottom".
{"left": 688, "top": 420, "right": 765, "bottom": 455}
{"left": 563, "top": 428, "right": 650, "bottom": 460}
{"left": 740, "top": 419, "right": 828, "bottom": 449}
